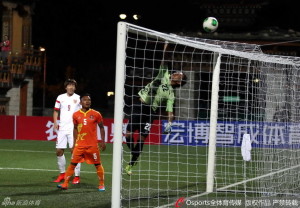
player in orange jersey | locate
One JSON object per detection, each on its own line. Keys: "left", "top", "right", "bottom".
{"left": 57, "top": 93, "right": 106, "bottom": 191}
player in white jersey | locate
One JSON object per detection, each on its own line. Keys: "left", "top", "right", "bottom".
{"left": 53, "top": 79, "right": 82, "bottom": 184}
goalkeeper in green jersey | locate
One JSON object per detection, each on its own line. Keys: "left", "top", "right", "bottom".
{"left": 125, "top": 43, "right": 187, "bottom": 176}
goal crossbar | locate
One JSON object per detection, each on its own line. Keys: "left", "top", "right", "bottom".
{"left": 126, "top": 22, "right": 300, "bottom": 66}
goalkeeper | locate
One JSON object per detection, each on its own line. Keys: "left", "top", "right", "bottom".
{"left": 125, "top": 43, "right": 187, "bottom": 176}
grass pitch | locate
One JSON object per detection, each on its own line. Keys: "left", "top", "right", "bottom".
{"left": 0, "top": 139, "right": 268, "bottom": 208}
{"left": 0, "top": 140, "right": 112, "bottom": 208}
{"left": 0, "top": 140, "right": 211, "bottom": 207}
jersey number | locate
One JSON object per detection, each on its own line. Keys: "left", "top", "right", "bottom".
{"left": 144, "top": 123, "right": 151, "bottom": 131}
{"left": 83, "top": 118, "right": 87, "bottom": 125}
{"left": 68, "top": 105, "right": 71, "bottom": 111}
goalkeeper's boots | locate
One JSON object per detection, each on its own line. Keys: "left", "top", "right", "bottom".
{"left": 98, "top": 185, "right": 106, "bottom": 192}
{"left": 57, "top": 183, "right": 68, "bottom": 190}
{"left": 53, "top": 173, "right": 65, "bottom": 182}
{"left": 125, "top": 165, "right": 133, "bottom": 176}
{"left": 72, "top": 176, "right": 80, "bottom": 184}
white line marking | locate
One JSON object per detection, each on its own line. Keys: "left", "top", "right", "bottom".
{"left": 217, "top": 163, "right": 300, "bottom": 191}
{"left": 157, "top": 164, "right": 300, "bottom": 208}
{"left": 0, "top": 167, "right": 111, "bottom": 174}
{"left": 0, "top": 149, "right": 55, "bottom": 153}
{"left": 0, "top": 149, "right": 110, "bottom": 156}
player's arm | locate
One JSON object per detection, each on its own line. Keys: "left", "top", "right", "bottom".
{"left": 163, "top": 111, "right": 174, "bottom": 134}
{"left": 163, "top": 93, "right": 175, "bottom": 134}
{"left": 167, "top": 111, "right": 174, "bottom": 123}
{"left": 53, "top": 109, "right": 59, "bottom": 131}
{"left": 152, "top": 42, "right": 169, "bottom": 84}
{"left": 53, "top": 96, "right": 61, "bottom": 131}
{"left": 98, "top": 122, "right": 106, "bottom": 151}
{"left": 161, "top": 41, "right": 168, "bottom": 66}
{"left": 72, "top": 123, "right": 78, "bottom": 152}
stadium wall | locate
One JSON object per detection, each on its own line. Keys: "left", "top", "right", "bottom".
{"left": 0, "top": 115, "right": 161, "bottom": 144}
{"left": 2, "top": 115, "right": 298, "bottom": 148}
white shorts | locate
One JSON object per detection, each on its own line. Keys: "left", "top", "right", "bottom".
{"left": 56, "top": 130, "right": 74, "bottom": 149}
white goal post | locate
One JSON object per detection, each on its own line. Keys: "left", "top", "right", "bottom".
{"left": 112, "top": 21, "right": 300, "bottom": 208}
{"left": 111, "top": 22, "right": 126, "bottom": 208}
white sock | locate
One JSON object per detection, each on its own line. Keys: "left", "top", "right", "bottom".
{"left": 74, "top": 163, "right": 81, "bottom": 176}
{"left": 57, "top": 155, "right": 66, "bottom": 173}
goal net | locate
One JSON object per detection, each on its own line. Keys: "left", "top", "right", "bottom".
{"left": 112, "top": 22, "right": 300, "bottom": 208}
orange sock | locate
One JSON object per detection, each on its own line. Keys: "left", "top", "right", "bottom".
{"left": 96, "top": 164, "right": 105, "bottom": 186}
{"left": 63, "top": 164, "right": 76, "bottom": 185}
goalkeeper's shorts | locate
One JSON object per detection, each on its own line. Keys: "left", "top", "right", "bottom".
{"left": 126, "top": 102, "right": 156, "bottom": 137}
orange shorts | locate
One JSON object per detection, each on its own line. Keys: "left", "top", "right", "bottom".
{"left": 71, "top": 146, "right": 101, "bottom": 164}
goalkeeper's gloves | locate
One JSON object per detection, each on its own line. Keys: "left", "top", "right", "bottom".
{"left": 163, "top": 122, "right": 172, "bottom": 134}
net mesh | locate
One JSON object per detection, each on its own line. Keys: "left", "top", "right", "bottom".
{"left": 118, "top": 23, "right": 300, "bottom": 207}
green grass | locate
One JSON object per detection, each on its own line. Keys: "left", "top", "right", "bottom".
{"left": 0, "top": 140, "right": 112, "bottom": 208}
{"left": 0, "top": 140, "right": 233, "bottom": 207}
{"left": 121, "top": 145, "right": 208, "bottom": 207}
{"left": 1, "top": 139, "right": 288, "bottom": 207}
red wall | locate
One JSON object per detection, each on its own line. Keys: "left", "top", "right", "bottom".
{"left": 0, "top": 115, "right": 14, "bottom": 139}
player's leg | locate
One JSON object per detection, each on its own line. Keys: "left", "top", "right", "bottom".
{"left": 84, "top": 146, "right": 105, "bottom": 191}
{"left": 126, "top": 104, "right": 154, "bottom": 175}
{"left": 125, "top": 131, "right": 134, "bottom": 151}
{"left": 95, "top": 163, "right": 105, "bottom": 191}
{"left": 54, "top": 131, "right": 67, "bottom": 182}
{"left": 130, "top": 135, "right": 146, "bottom": 165}
{"left": 125, "top": 104, "right": 141, "bottom": 152}
{"left": 72, "top": 164, "right": 81, "bottom": 184}
{"left": 57, "top": 146, "right": 83, "bottom": 190}
{"left": 125, "top": 104, "right": 143, "bottom": 175}
{"left": 125, "top": 134, "right": 147, "bottom": 176}
{"left": 131, "top": 103, "right": 154, "bottom": 165}
{"left": 57, "top": 162, "right": 77, "bottom": 190}
{"left": 68, "top": 132, "right": 81, "bottom": 184}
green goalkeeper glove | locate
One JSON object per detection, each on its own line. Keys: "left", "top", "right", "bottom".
{"left": 163, "top": 122, "right": 172, "bottom": 134}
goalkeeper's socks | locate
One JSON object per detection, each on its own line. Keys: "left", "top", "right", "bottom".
{"left": 133, "top": 140, "right": 145, "bottom": 155}
{"left": 130, "top": 141, "right": 145, "bottom": 165}
{"left": 125, "top": 136, "right": 135, "bottom": 152}
{"left": 129, "top": 160, "right": 136, "bottom": 166}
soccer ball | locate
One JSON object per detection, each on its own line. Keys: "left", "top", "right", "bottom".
{"left": 203, "top": 17, "right": 218, "bottom": 33}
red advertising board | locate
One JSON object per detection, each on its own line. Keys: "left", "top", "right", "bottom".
{"left": 0, "top": 115, "right": 161, "bottom": 144}
{"left": 16, "top": 116, "right": 54, "bottom": 140}
{"left": 0, "top": 115, "right": 14, "bottom": 139}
